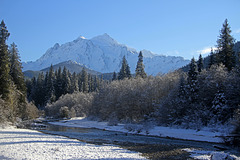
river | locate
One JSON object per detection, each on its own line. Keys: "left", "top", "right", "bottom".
{"left": 34, "top": 123, "right": 238, "bottom": 159}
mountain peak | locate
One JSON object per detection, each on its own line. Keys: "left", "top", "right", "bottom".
{"left": 96, "top": 33, "right": 112, "bottom": 39}
{"left": 53, "top": 43, "right": 60, "bottom": 49}
{"left": 22, "top": 34, "right": 190, "bottom": 75}
{"left": 73, "top": 36, "right": 87, "bottom": 43}
{"left": 78, "top": 36, "right": 86, "bottom": 40}
{"left": 91, "top": 33, "right": 118, "bottom": 46}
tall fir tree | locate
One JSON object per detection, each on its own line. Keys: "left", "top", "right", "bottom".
{"left": 62, "top": 66, "right": 71, "bottom": 94}
{"left": 0, "top": 20, "right": 11, "bottom": 100}
{"left": 126, "top": 65, "right": 131, "bottom": 79}
{"left": 93, "top": 75, "right": 100, "bottom": 92}
{"left": 81, "top": 68, "right": 89, "bottom": 93}
{"left": 9, "top": 43, "right": 26, "bottom": 100}
{"left": 71, "top": 72, "right": 79, "bottom": 93}
{"left": 118, "top": 56, "right": 131, "bottom": 80}
{"left": 29, "top": 77, "right": 36, "bottom": 103}
{"left": 89, "top": 75, "right": 94, "bottom": 92}
{"left": 35, "top": 72, "right": 45, "bottom": 108}
{"left": 208, "top": 48, "right": 215, "bottom": 68}
{"left": 55, "top": 67, "right": 64, "bottom": 99}
{"left": 216, "top": 19, "right": 236, "bottom": 71}
{"left": 188, "top": 58, "right": 198, "bottom": 85}
{"left": 197, "top": 54, "right": 203, "bottom": 72}
{"left": 187, "top": 58, "right": 199, "bottom": 103}
{"left": 46, "top": 64, "right": 56, "bottom": 103}
{"left": 135, "top": 51, "right": 147, "bottom": 78}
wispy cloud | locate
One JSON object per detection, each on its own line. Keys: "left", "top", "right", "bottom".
{"left": 196, "top": 47, "right": 217, "bottom": 55}
{"left": 234, "top": 28, "right": 240, "bottom": 34}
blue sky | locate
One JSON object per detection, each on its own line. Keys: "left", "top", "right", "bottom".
{"left": 1, "top": 0, "right": 240, "bottom": 62}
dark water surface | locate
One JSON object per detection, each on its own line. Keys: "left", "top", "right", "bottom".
{"left": 33, "top": 123, "right": 240, "bottom": 159}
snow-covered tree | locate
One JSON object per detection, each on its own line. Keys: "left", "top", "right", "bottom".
{"left": 210, "top": 91, "right": 228, "bottom": 124}
{"left": 187, "top": 58, "right": 199, "bottom": 103}
{"left": 59, "top": 106, "right": 69, "bottom": 118}
{"left": 216, "top": 19, "right": 236, "bottom": 71}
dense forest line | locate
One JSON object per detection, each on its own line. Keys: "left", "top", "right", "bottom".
{"left": 1, "top": 19, "right": 240, "bottom": 146}
{"left": 25, "top": 66, "right": 104, "bottom": 108}
{"left": 0, "top": 20, "right": 38, "bottom": 123}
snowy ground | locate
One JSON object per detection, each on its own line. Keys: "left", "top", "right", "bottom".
{"left": 50, "top": 117, "right": 225, "bottom": 143}
{"left": 183, "top": 148, "right": 240, "bottom": 160}
{"left": 0, "top": 127, "right": 146, "bottom": 160}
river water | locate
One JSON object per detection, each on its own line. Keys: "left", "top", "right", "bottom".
{"left": 34, "top": 123, "right": 239, "bottom": 159}
{"left": 39, "top": 123, "right": 215, "bottom": 148}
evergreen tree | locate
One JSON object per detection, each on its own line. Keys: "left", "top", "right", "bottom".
{"left": 135, "top": 51, "right": 147, "bottom": 78}
{"left": 25, "top": 79, "right": 32, "bottom": 101}
{"left": 197, "top": 54, "right": 203, "bottom": 72}
{"left": 211, "top": 91, "right": 228, "bottom": 124}
{"left": 46, "top": 64, "right": 56, "bottom": 103}
{"left": 126, "top": 64, "right": 131, "bottom": 79}
{"left": 29, "top": 77, "right": 36, "bottom": 102}
{"left": 9, "top": 43, "right": 26, "bottom": 100}
{"left": 0, "top": 20, "right": 11, "bottom": 100}
{"left": 178, "top": 75, "right": 187, "bottom": 100}
{"left": 208, "top": 48, "right": 215, "bottom": 68}
{"left": 88, "top": 75, "right": 93, "bottom": 92}
{"left": 188, "top": 58, "right": 198, "bottom": 82}
{"left": 118, "top": 56, "right": 131, "bottom": 80}
{"left": 55, "top": 67, "right": 63, "bottom": 99}
{"left": 187, "top": 58, "right": 199, "bottom": 103}
{"left": 112, "top": 72, "right": 117, "bottom": 81}
{"left": 62, "top": 67, "right": 71, "bottom": 94}
{"left": 100, "top": 74, "right": 104, "bottom": 82}
{"left": 81, "top": 68, "right": 89, "bottom": 93}
{"left": 237, "top": 51, "right": 240, "bottom": 67}
{"left": 71, "top": 72, "right": 79, "bottom": 93}
{"left": 93, "top": 75, "right": 100, "bottom": 92}
{"left": 216, "top": 19, "right": 236, "bottom": 71}
{"left": 35, "top": 72, "right": 45, "bottom": 108}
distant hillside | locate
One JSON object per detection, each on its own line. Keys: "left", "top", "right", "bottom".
{"left": 41, "top": 60, "right": 101, "bottom": 75}
{"left": 24, "top": 60, "right": 114, "bottom": 80}
{"left": 24, "top": 70, "right": 43, "bottom": 79}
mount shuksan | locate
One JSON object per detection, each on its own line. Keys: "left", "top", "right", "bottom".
{"left": 22, "top": 33, "right": 190, "bottom": 75}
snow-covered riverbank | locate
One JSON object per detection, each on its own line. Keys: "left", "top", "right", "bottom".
{"left": 0, "top": 127, "right": 146, "bottom": 160}
{"left": 50, "top": 117, "right": 226, "bottom": 143}
{"left": 48, "top": 117, "right": 240, "bottom": 160}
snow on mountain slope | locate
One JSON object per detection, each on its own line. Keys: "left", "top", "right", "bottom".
{"left": 22, "top": 33, "right": 190, "bottom": 75}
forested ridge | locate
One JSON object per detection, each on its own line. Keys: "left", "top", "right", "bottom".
{"left": 1, "top": 19, "right": 240, "bottom": 146}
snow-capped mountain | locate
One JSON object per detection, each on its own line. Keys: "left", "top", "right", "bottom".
{"left": 22, "top": 33, "right": 190, "bottom": 75}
